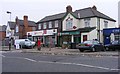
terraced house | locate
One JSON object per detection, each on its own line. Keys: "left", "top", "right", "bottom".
{"left": 36, "top": 5, "right": 116, "bottom": 47}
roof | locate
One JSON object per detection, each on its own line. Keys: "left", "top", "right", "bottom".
{"left": 0, "top": 25, "right": 7, "bottom": 32}
{"left": 38, "top": 12, "right": 66, "bottom": 23}
{"left": 8, "top": 21, "right": 16, "bottom": 29}
{"left": 8, "top": 19, "right": 36, "bottom": 29}
{"left": 37, "top": 7, "right": 116, "bottom": 23}
{"left": 18, "top": 19, "right": 37, "bottom": 27}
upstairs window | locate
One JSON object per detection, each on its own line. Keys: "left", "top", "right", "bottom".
{"left": 84, "top": 18, "right": 91, "bottom": 27}
{"left": 38, "top": 23, "right": 41, "bottom": 29}
{"left": 66, "top": 18, "right": 73, "bottom": 30}
{"left": 49, "top": 21, "right": 52, "bottom": 28}
{"left": 55, "top": 20, "right": 58, "bottom": 27}
{"left": 104, "top": 21, "right": 108, "bottom": 28}
{"left": 43, "top": 23, "right": 47, "bottom": 29}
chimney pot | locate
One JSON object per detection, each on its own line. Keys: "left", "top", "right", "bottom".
{"left": 92, "top": 5, "right": 97, "bottom": 10}
{"left": 66, "top": 5, "right": 72, "bottom": 13}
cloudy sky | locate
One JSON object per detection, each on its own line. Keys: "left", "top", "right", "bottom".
{"left": 0, "top": 0, "right": 119, "bottom": 26}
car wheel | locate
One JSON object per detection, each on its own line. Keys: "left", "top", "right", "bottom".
{"left": 79, "top": 49, "right": 84, "bottom": 52}
{"left": 92, "top": 47, "right": 96, "bottom": 52}
{"left": 105, "top": 47, "right": 109, "bottom": 51}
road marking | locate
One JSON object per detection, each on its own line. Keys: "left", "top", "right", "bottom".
{"left": 0, "top": 54, "right": 6, "bottom": 57}
{"left": 38, "top": 60, "right": 119, "bottom": 71}
{"left": 2, "top": 55, "right": 119, "bottom": 71}
{"left": 24, "top": 58, "right": 37, "bottom": 62}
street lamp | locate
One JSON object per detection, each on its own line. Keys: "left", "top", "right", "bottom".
{"left": 7, "top": 11, "right": 12, "bottom": 51}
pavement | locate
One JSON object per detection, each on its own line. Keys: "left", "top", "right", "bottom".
{"left": 22, "top": 47, "right": 119, "bottom": 57}
{"left": 1, "top": 46, "right": 119, "bottom": 57}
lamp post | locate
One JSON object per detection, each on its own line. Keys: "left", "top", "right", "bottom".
{"left": 7, "top": 11, "right": 12, "bottom": 51}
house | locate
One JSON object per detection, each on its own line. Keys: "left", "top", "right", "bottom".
{"left": 36, "top": 13, "right": 66, "bottom": 47}
{"left": 62, "top": 5, "right": 116, "bottom": 46}
{"left": 37, "top": 5, "right": 116, "bottom": 47}
{"left": 0, "top": 25, "right": 7, "bottom": 41}
{"left": 6, "top": 16, "right": 37, "bottom": 40}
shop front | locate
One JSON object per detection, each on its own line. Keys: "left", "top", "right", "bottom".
{"left": 60, "top": 30, "right": 80, "bottom": 48}
{"left": 103, "top": 28, "right": 120, "bottom": 45}
{"left": 27, "top": 29, "right": 57, "bottom": 47}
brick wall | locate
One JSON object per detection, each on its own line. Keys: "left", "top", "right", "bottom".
{"left": 0, "top": 32, "right": 6, "bottom": 41}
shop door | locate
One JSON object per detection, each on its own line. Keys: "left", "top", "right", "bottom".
{"left": 104, "top": 36, "right": 110, "bottom": 45}
{"left": 83, "top": 35, "right": 87, "bottom": 42}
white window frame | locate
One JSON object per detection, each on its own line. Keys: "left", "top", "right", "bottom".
{"left": 49, "top": 21, "right": 52, "bottom": 28}
{"left": 104, "top": 21, "right": 108, "bottom": 28}
{"left": 55, "top": 20, "right": 58, "bottom": 27}
{"left": 16, "top": 25, "right": 18, "bottom": 32}
{"left": 66, "top": 18, "right": 73, "bottom": 30}
{"left": 84, "top": 18, "right": 91, "bottom": 27}
{"left": 43, "top": 23, "right": 47, "bottom": 29}
{"left": 38, "top": 23, "right": 41, "bottom": 29}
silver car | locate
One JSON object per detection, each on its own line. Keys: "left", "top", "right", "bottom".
{"left": 19, "top": 39, "right": 35, "bottom": 48}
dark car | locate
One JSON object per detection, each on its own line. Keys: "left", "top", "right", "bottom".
{"left": 105, "top": 40, "right": 120, "bottom": 51}
{"left": 76, "top": 40, "right": 105, "bottom": 52}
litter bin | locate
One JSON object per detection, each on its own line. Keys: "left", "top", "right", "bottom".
{"left": 70, "top": 43, "right": 76, "bottom": 49}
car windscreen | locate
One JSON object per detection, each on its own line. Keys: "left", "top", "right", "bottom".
{"left": 83, "top": 41, "right": 93, "bottom": 44}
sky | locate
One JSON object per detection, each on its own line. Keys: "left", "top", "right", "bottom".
{"left": 0, "top": 0, "right": 119, "bottom": 27}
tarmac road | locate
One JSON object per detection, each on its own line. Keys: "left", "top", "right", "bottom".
{"left": 1, "top": 52, "right": 119, "bottom": 72}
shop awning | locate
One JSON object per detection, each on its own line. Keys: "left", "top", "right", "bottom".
{"left": 60, "top": 27, "right": 96, "bottom": 35}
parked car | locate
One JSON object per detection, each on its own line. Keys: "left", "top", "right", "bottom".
{"left": 14, "top": 39, "right": 35, "bottom": 49}
{"left": 104, "top": 40, "right": 120, "bottom": 51}
{"left": 76, "top": 40, "right": 105, "bottom": 52}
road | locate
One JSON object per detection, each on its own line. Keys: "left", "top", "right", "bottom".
{"left": 1, "top": 51, "right": 119, "bottom": 73}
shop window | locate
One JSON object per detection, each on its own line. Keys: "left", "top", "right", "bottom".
{"left": 83, "top": 35, "right": 87, "bottom": 41}
{"left": 114, "top": 34, "right": 120, "bottom": 40}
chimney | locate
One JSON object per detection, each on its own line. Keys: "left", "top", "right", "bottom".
{"left": 66, "top": 5, "right": 72, "bottom": 13}
{"left": 23, "top": 15, "right": 29, "bottom": 38}
{"left": 24, "top": 15, "right": 28, "bottom": 28}
{"left": 92, "top": 5, "right": 97, "bottom": 10}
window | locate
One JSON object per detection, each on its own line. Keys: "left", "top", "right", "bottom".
{"left": 66, "top": 18, "right": 73, "bottom": 30}
{"left": 104, "top": 21, "right": 108, "bottom": 28}
{"left": 16, "top": 25, "right": 18, "bottom": 32}
{"left": 38, "top": 23, "right": 41, "bottom": 29}
{"left": 49, "top": 21, "right": 52, "bottom": 28}
{"left": 43, "top": 23, "right": 47, "bottom": 29}
{"left": 84, "top": 18, "right": 91, "bottom": 27}
{"left": 55, "top": 20, "right": 58, "bottom": 27}
{"left": 114, "top": 34, "right": 120, "bottom": 40}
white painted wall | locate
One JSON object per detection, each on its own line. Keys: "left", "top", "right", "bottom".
{"left": 99, "top": 18, "right": 115, "bottom": 43}
{"left": 81, "top": 29, "right": 97, "bottom": 42}
{"left": 63, "top": 13, "right": 79, "bottom": 31}
{"left": 62, "top": 14, "right": 116, "bottom": 43}
{"left": 100, "top": 18, "right": 116, "bottom": 30}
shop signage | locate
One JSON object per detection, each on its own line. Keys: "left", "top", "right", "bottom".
{"left": 61, "top": 31, "right": 80, "bottom": 35}
{"left": 112, "top": 29, "right": 120, "bottom": 33}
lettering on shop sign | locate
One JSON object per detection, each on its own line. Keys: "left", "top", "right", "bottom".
{"left": 112, "top": 29, "right": 120, "bottom": 33}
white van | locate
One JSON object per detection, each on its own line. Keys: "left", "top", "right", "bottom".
{"left": 14, "top": 39, "right": 36, "bottom": 48}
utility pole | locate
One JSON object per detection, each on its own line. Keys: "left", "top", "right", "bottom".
{"left": 7, "top": 11, "right": 12, "bottom": 51}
